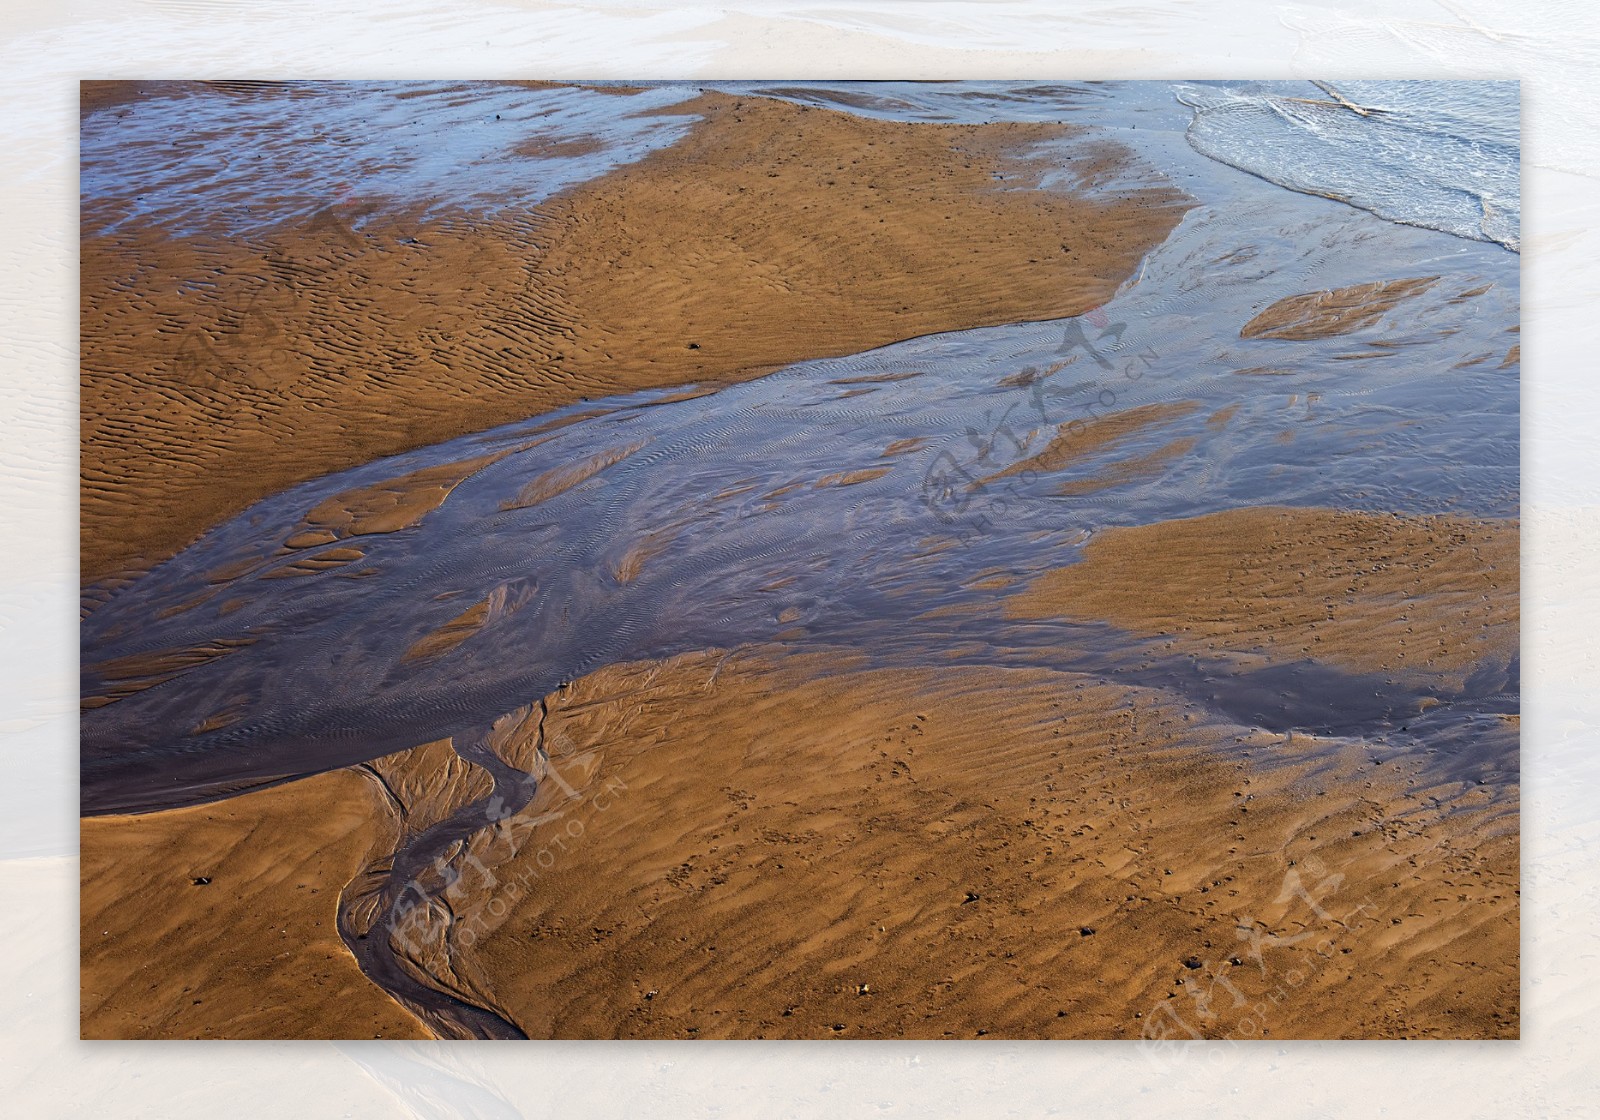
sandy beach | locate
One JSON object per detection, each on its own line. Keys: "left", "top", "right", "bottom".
{"left": 81, "top": 85, "right": 1186, "bottom": 584}
{"left": 79, "top": 80, "right": 1519, "bottom": 1041}
{"left": 85, "top": 642, "right": 1516, "bottom": 1040}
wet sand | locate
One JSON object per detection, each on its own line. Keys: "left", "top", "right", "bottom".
{"left": 80, "top": 768, "right": 427, "bottom": 1039}
{"left": 459, "top": 653, "right": 1517, "bottom": 1040}
{"left": 79, "top": 82, "right": 1518, "bottom": 1041}
{"left": 1006, "top": 507, "right": 1519, "bottom": 682}
{"left": 80, "top": 513, "right": 1518, "bottom": 1041}
{"left": 81, "top": 86, "right": 1187, "bottom": 583}
{"left": 1240, "top": 277, "right": 1442, "bottom": 341}
{"left": 82, "top": 647, "right": 1516, "bottom": 1040}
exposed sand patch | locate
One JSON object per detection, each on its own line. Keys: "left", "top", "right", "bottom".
{"left": 512, "top": 135, "right": 605, "bottom": 160}
{"left": 403, "top": 600, "right": 492, "bottom": 664}
{"left": 831, "top": 370, "right": 925, "bottom": 386}
{"left": 403, "top": 578, "right": 538, "bottom": 662}
{"left": 81, "top": 637, "right": 255, "bottom": 709}
{"left": 81, "top": 88, "right": 1190, "bottom": 581}
{"left": 975, "top": 401, "right": 1198, "bottom": 487}
{"left": 882, "top": 437, "right": 927, "bottom": 458}
{"left": 609, "top": 527, "right": 681, "bottom": 585}
{"left": 501, "top": 441, "right": 647, "bottom": 511}
{"left": 79, "top": 643, "right": 1517, "bottom": 1040}
{"left": 295, "top": 448, "right": 516, "bottom": 544}
{"left": 996, "top": 360, "right": 1070, "bottom": 389}
{"left": 816, "top": 467, "right": 893, "bottom": 488}
{"left": 436, "top": 652, "right": 1517, "bottom": 1039}
{"left": 259, "top": 545, "right": 366, "bottom": 579}
{"left": 80, "top": 768, "right": 428, "bottom": 1040}
{"left": 1240, "top": 277, "right": 1440, "bottom": 341}
{"left": 1006, "top": 507, "right": 1518, "bottom": 679}
{"left": 1055, "top": 435, "right": 1197, "bottom": 495}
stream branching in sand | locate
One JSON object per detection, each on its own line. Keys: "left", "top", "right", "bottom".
{"left": 80, "top": 80, "right": 1519, "bottom": 1041}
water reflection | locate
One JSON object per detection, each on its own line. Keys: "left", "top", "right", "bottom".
{"left": 80, "top": 138, "right": 1518, "bottom": 811}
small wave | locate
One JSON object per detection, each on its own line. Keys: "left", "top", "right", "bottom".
{"left": 1175, "top": 81, "right": 1519, "bottom": 252}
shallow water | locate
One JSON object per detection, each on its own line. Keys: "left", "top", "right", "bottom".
{"left": 77, "top": 79, "right": 1522, "bottom": 1041}
{"left": 738, "top": 78, "right": 1521, "bottom": 250}
{"left": 1175, "top": 80, "right": 1520, "bottom": 251}
{"left": 79, "top": 81, "right": 1519, "bottom": 814}
{"left": 80, "top": 80, "right": 701, "bottom": 238}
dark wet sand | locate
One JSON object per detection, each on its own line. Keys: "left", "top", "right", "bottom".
{"left": 81, "top": 644, "right": 1516, "bottom": 1040}
{"left": 79, "top": 83, "right": 1517, "bottom": 1041}
{"left": 79, "top": 507, "right": 1519, "bottom": 1040}
{"left": 80, "top": 85, "right": 1188, "bottom": 583}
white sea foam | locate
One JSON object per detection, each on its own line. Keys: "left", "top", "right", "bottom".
{"left": 1176, "top": 80, "right": 1520, "bottom": 252}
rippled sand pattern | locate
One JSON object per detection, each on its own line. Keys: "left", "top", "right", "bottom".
{"left": 1008, "top": 507, "right": 1518, "bottom": 679}
{"left": 448, "top": 652, "right": 1517, "bottom": 1040}
{"left": 79, "top": 81, "right": 1519, "bottom": 1041}
{"left": 80, "top": 200, "right": 1519, "bottom": 811}
{"left": 80, "top": 85, "right": 1188, "bottom": 582}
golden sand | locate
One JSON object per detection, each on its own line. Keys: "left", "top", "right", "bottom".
{"left": 82, "top": 645, "right": 1516, "bottom": 1040}
{"left": 80, "top": 768, "right": 427, "bottom": 1040}
{"left": 81, "top": 88, "right": 1189, "bottom": 582}
{"left": 78, "top": 86, "right": 1514, "bottom": 1043}
{"left": 1006, "top": 506, "right": 1518, "bottom": 680}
